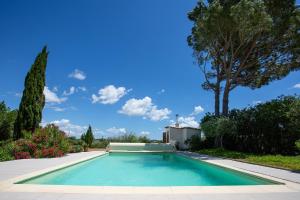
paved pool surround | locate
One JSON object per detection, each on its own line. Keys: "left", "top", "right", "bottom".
{"left": 0, "top": 151, "right": 300, "bottom": 200}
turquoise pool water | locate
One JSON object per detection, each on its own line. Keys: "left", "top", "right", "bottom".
{"left": 19, "top": 153, "right": 278, "bottom": 186}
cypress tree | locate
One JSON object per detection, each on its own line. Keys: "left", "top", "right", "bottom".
{"left": 85, "top": 125, "right": 94, "bottom": 147}
{"left": 14, "top": 46, "right": 48, "bottom": 139}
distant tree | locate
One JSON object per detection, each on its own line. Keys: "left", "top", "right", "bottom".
{"left": 0, "top": 101, "right": 18, "bottom": 140}
{"left": 14, "top": 46, "right": 48, "bottom": 139}
{"left": 82, "top": 125, "right": 94, "bottom": 147}
{"left": 188, "top": 0, "right": 300, "bottom": 116}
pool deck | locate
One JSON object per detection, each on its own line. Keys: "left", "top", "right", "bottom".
{"left": 0, "top": 151, "right": 300, "bottom": 200}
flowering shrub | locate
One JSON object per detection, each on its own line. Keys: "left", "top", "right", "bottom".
{"left": 14, "top": 151, "right": 31, "bottom": 159}
{"left": 13, "top": 124, "right": 71, "bottom": 159}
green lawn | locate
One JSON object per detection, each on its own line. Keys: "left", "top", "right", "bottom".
{"left": 197, "top": 148, "right": 300, "bottom": 171}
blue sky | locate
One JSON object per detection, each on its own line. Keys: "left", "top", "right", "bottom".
{"left": 0, "top": 0, "right": 299, "bottom": 139}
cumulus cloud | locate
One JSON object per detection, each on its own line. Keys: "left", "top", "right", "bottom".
{"left": 41, "top": 119, "right": 87, "bottom": 137}
{"left": 119, "top": 96, "right": 171, "bottom": 121}
{"left": 92, "top": 85, "right": 130, "bottom": 104}
{"left": 44, "top": 86, "right": 67, "bottom": 104}
{"left": 68, "top": 69, "right": 86, "bottom": 80}
{"left": 106, "top": 127, "right": 127, "bottom": 135}
{"left": 191, "top": 105, "right": 204, "bottom": 115}
{"left": 171, "top": 116, "right": 199, "bottom": 128}
{"left": 63, "top": 86, "right": 76, "bottom": 96}
{"left": 293, "top": 83, "right": 300, "bottom": 89}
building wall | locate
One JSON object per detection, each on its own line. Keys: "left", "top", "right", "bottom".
{"left": 165, "top": 127, "right": 201, "bottom": 150}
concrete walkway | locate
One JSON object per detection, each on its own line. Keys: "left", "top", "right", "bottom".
{"left": 0, "top": 151, "right": 299, "bottom": 200}
{"left": 179, "top": 151, "right": 300, "bottom": 183}
{"left": 0, "top": 151, "right": 103, "bottom": 181}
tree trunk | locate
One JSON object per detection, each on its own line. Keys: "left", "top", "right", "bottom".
{"left": 215, "top": 84, "right": 220, "bottom": 117}
{"left": 214, "top": 65, "right": 221, "bottom": 117}
{"left": 222, "top": 79, "right": 231, "bottom": 116}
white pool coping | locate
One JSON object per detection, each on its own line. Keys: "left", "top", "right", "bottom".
{"left": 0, "top": 151, "right": 300, "bottom": 195}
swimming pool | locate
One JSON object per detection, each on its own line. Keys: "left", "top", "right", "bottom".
{"left": 18, "top": 152, "right": 278, "bottom": 186}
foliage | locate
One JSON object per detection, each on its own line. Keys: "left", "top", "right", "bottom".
{"left": 185, "top": 135, "right": 202, "bottom": 151}
{"left": 0, "top": 142, "right": 15, "bottom": 161}
{"left": 201, "top": 115, "right": 236, "bottom": 148}
{"left": 91, "top": 139, "right": 109, "bottom": 149}
{"left": 197, "top": 148, "right": 300, "bottom": 171}
{"left": 0, "top": 124, "right": 72, "bottom": 161}
{"left": 32, "top": 124, "right": 70, "bottom": 153}
{"left": 198, "top": 148, "right": 247, "bottom": 159}
{"left": 68, "top": 137, "right": 87, "bottom": 152}
{"left": 296, "top": 140, "right": 300, "bottom": 151}
{"left": 14, "top": 46, "right": 48, "bottom": 139}
{"left": 81, "top": 125, "right": 94, "bottom": 147}
{"left": 0, "top": 101, "right": 18, "bottom": 141}
{"left": 107, "top": 133, "right": 151, "bottom": 143}
{"left": 200, "top": 96, "right": 300, "bottom": 155}
{"left": 188, "top": 0, "right": 300, "bottom": 115}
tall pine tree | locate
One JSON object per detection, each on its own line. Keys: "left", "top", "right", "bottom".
{"left": 14, "top": 46, "right": 48, "bottom": 139}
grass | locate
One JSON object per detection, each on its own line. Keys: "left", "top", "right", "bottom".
{"left": 197, "top": 148, "right": 300, "bottom": 171}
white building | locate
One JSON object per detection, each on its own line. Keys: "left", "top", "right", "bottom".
{"left": 162, "top": 125, "right": 201, "bottom": 150}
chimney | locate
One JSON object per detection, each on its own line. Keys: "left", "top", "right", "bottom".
{"left": 175, "top": 114, "right": 179, "bottom": 128}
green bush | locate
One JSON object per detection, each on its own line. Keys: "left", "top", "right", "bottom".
{"left": 91, "top": 140, "right": 109, "bottom": 149}
{"left": 296, "top": 140, "right": 300, "bottom": 152}
{"left": 0, "top": 142, "right": 15, "bottom": 161}
{"left": 185, "top": 135, "right": 202, "bottom": 151}
{"left": 200, "top": 96, "right": 300, "bottom": 155}
{"left": 107, "top": 133, "right": 151, "bottom": 143}
{"left": 0, "top": 101, "right": 17, "bottom": 141}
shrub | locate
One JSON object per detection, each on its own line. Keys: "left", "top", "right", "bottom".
{"left": 0, "top": 142, "right": 15, "bottom": 161}
{"left": 201, "top": 115, "right": 236, "bottom": 148}
{"left": 0, "top": 101, "right": 17, "bottom": 141}
{"left": 91, "top": 140, "right": 109, "bottom": 149}
{"left": 185, "top": 135, "right": 202, "bottom": 151}
{"left": 200, "top": 96, "right": 300, "bottom": 155}
{"left": 69, "top": 145, "right": 84, "bottom": 153}
{"left": 14, "top": 151, "right": 31, "bottom": 159}
{"left": 41, "top": 147, "right": 63, "bottom": 158}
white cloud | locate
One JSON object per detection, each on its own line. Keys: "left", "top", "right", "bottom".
{"left": 63, "top": 86, "right": 76, "bottom": 96}
{"left": 106, "top": 127, "right": 127, "bottom": 135}
{"left": 49, "top": 106, "right": 66, "bottom": 112}
{"left": 92, "top": 85, "right": 130, "bottom": 104}
{"left": 293, "top": 83, "right": 300, "bottom": 89}
{"left": 44, "top": 86, "right": 67, "bottom": 104}
{"left": 41, "top": 119, "right": 87, "bottom": 137}
{"left": 191, "top": 105, "right": 204, "bottom": 115}
{"left": 119, "top": 96, "right": 152, "bottom": 116}
{"left": 119, "top": 96, "right": 171, "bottom": 121}
{"left": 140, "top": 131, "right": 150, "bottom": 136}
{"left": 158, "top": 89, "right": 165, "bottom": 95}
{"left": 147, "top": 106, "right": 171, "bottom": 121}
{"left": 68, "top": 69, "right": 86, "bottom": 80}
{"left": 171, "top": 116, "right": 199, "bottom": 128}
